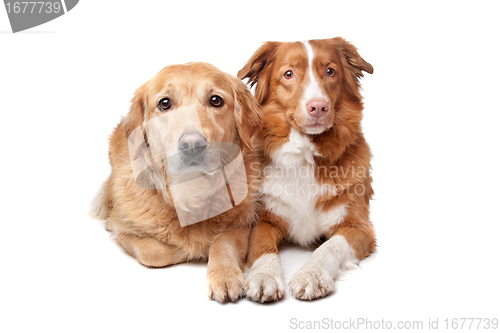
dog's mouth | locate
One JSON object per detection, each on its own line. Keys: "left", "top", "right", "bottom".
{"left": 306, "top": 121, "right": 325, "bottom": 128}
{"left": 302, "top": 118, "right": 328, "bottom": 134}
{"left": 178, "top": 162, "right": 211, "bottom": 174}
{"left": 183, "top": 157, "right": 207, "bottom": 168}
{"left": 174, "top": 153, "right": 212, "bottom": 174}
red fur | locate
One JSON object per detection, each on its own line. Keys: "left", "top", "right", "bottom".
{"left": 239, "top": 38, "right": 376, "bottom": 302}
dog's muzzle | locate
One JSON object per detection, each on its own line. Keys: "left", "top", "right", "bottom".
{"left": 178, "top": 132, "right": 207, "bottom": 157}
{"left": 127, "top": 105, "right": 249, "bottom": 227}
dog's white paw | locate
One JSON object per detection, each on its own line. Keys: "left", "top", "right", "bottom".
{"left": 244, "top": 271, "right": 285, "bottom": 303}
{"left": 244, "top": 254, "right": 285, "bottom": 303}
{"left": 289, "top": 266, "right": 335, "bottom": 300}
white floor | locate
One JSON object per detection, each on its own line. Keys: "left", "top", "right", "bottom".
{"left": 1, "top": 1, "right": 499, "bottom": 332}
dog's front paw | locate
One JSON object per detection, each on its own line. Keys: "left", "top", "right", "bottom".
{"left": 244, "top": 271, "right": 285, "bottom": 303}
{"left": 289, "top": 266, "right": 335, "bottom": 301}
{"left": 206, "top": 266, "right": 245, "bottom": 303}
{"left": 244, "top": 253, "right": 285, "bottom": 303}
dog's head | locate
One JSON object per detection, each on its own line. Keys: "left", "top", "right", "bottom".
{"left": 238, "top": 37, "right": 372, "bottom": 135}
{"left": 124, "top": 63, "right": 261, "bottom": 183}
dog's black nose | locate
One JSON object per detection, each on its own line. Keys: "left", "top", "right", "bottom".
{"left": 178, "top": 132, "right": 207, "bottom": 156}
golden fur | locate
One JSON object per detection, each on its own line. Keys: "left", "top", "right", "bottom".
{"left": 90, "top": 62, "right": 262, "bottom": 303}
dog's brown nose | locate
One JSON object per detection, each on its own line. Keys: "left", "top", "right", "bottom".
{"left": 306, "top": 99, "right": 329, "bottom": 117}
{"left": 178, "top": 132, "right": 207, "bottom": 156}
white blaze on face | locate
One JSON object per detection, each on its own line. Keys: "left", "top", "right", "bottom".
{"left": 301, "top": 41, "right": 329, "bottom": 134}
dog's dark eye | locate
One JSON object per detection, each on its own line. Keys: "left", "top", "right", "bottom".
{"left": 326, "top": 68, "right": 336, "bottom": 77}
{"left": 158, "top": 98, "right": 172, "bottom": 111}
{"left": 210, "top": 95, "right": 224, "bottom": 108}
{"left": 283, "top": 70, "right": 294, "bottom": 80}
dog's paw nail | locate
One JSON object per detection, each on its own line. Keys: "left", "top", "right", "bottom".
{"left": 206, "top": 267, "right": 244, "bottom": 303}
{"left": 244, "top": 272, "right": 285, "bottom": 303}
{"left": 289, "top": 267, "right": 335, "bottom": 301}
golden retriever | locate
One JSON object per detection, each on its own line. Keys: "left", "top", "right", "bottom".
{"left": 238, "top": 37, "right": 376, "bottom": 302}
{"left": 90, "top": 62, "right": 262, "bottom": 303}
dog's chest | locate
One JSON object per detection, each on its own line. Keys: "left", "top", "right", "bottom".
{"left": 260, "top": 129, "right": 346, "bottom": 245}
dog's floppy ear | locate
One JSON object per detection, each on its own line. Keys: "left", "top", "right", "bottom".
{"left": 237, "top": 42, "right": 280, "bottom": 104}
{"left": 232, "top": 78, "right": 262, "bottom": 151}
{"left": 332, "top": 37, "right": 373, "bottom": 99}
{"left": 123, "top": 83, "right": 147, "bottom": 137}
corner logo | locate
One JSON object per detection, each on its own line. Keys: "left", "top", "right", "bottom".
{"left": 3, "top": 0, "right": 78, "bottom": 33}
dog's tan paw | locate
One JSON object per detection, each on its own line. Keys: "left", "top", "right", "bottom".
{"left": 244, "top": 271, "right": 285, "bottom": 303}
{"left": 206, "top": 266, "right": 245, "bottom": 303}
{"left": 289, "top": 266, "right": 335, "bottom": 301}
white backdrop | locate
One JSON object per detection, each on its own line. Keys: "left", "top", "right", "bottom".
{"left": 1, "top": 1, "right": 499, "bottom": 332}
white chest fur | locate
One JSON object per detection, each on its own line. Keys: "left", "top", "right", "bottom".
{"left": 261, "top": 128, "right": 347, "bottom": 246}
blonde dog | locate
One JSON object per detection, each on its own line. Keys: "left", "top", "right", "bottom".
{"left": 90, "top": 62, "right": 262, "bottom": 303}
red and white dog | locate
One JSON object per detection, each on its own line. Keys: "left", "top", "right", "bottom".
{"left": 238, "top": 37, "right": 376, "bottom": 302}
